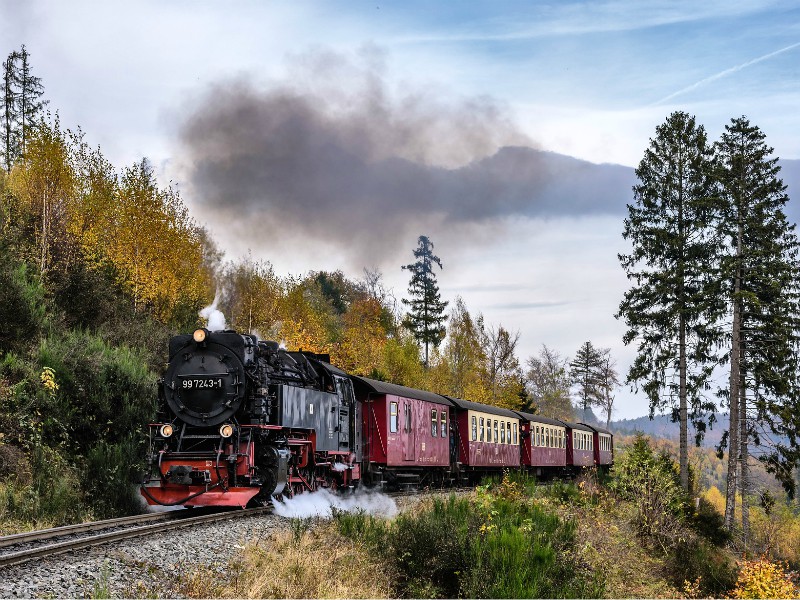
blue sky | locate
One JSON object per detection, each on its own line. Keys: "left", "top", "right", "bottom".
{"left": 1, "top": 0, "right": 798, "bottom": 419}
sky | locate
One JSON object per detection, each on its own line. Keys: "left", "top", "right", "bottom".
{"left": 2, "top": 0, "right": 799, "bottom": 419}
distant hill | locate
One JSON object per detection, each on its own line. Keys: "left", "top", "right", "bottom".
{"left": 610, "top": 413, "right": 727, "bottom": 449}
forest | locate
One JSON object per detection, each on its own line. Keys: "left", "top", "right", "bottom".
{"left": 1, "top": 43, "right": 800, "bottom": 597}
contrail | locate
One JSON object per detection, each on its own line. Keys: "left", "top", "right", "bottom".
{"left": 653, "top": 41, "right": 800, "bottom": 106}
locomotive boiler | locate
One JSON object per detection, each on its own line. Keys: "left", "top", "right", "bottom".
{"left": 140, "top": 328, "right": 361, "bottom": 507}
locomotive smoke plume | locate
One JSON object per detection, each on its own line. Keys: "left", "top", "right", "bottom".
{"left": 199, "top": 291, "right": 227, "bottom": 331}
{"left": 176, "top": 47, "right": 632, "bottom": 266}
{"left": 272, "top": 487, "right": 398, "bottom": 519}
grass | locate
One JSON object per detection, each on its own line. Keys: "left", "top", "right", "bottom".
{"left": 168, "top": 467, "right": 746, "bottom": 599}
{"left": 175, "top": 519, "right": 395, "bottom": 599}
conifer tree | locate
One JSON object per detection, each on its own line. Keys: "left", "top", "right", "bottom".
{"left": 1, "top": 50, "right": 20, "bottom": 173}
{"left": 569, "top": 341, "right": 604, "bottom": 419}
{"left": 715, "top": 116, "right": 800, "bottom": 533}
{"left": 17, "top": 45, "right": 48, "bottom": 158}
{"left": 402, "top": 235, "right": 448, "bottom": 368}
{"left": 0, "top": 45, "right": 47, "bottom": 171}
{"left": 618, "top": 111, "right": 724, "bottom": 491}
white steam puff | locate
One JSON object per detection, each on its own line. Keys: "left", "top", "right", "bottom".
{"left": 272, "top": 488, "right": 398, "bottom": 519}
{"left": 199, "top": 291, "right": 227, "bottom": 331}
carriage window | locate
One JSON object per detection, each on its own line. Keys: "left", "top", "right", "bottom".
{"left": 535, "top": 426, "right": 540, "bottom": 447}
{"left": 480, "top": 417, "right": 485, "bottom": 442}
{"left": 471, "top": 416, "right": 477, "bottom": 441}
{"left": 493, "top": 420, "right": 499, "bottom": 443}
{"left": 441, "top": 411, "right": 447, "bottom": 437}
{"left": 513, "top": 423, "right": 518, "bottom": 445}
{"left": 405, "top": 403, "right": 412, "bottom": 432}
{"left": 500, "top": 421, "right": 506, "bottom": 444}
{"left": 390, "top": 402, "right": 398, "bottom": 433}
{"left": 559, "top": 430, "right": 563, "bottom": 448}
{"left": 506, "top": 422, "right": 511, "bottom": 445}
{"left": 431, "top": 409, "right": 437, "bottom": 437}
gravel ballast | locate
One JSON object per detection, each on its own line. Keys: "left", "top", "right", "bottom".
{"left": 0, "top": 512, "right": 286, "bottom": 598}
{"left": 0, "top": 491, "right": 435, "bottom": 598}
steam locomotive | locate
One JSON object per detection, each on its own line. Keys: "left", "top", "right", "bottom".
{"left": 140, "top": 329, "right": 613, "bottom": 508}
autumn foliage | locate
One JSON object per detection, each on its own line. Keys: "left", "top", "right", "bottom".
{"left": 729, "top": 557, "right": 799, "bottom": 599}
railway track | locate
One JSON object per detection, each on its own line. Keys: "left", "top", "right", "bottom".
{"left": 0, "top": 506, "right": 272, "bottom": 569}
{"left": 0, "top": 486, "right": 458, "bottom": 570}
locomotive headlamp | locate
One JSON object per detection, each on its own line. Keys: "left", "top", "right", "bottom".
{"left": 219, "top": 424, "right": 234, "bottom": 438}
{"left": 193, "top": 328, "right": 207, "bottom": 343}
{"left": 159, "top": 424, "right": 174, "bottom": 438}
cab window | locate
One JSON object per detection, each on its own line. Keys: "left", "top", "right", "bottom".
{"left": 390, "top": 402, "right": 398, "bottom": 433}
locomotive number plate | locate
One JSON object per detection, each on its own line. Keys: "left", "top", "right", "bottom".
{"left": 180, "top": 376, "right": 224, "bottom": 390}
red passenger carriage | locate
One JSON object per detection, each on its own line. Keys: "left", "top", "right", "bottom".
{"left": 565, "top": 422, "right": 595, "bottom": 468}
{"left": 353, "top": 376, "right": 453, "bottom": 488}
{"left": 515, "top": 412, "right": 567, "bottom": 476}
{"left": 581, "top": 423, "right": 614, "bottom": 469}
{"left": 448, "top": 398, "right": 520, "bottom": 479}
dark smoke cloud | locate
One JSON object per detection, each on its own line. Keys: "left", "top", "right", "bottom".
{"left": 176, "top": 48, "right": 634, "bottom": 266}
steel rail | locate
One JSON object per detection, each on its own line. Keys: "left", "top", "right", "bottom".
{"left": 0, "top": 507, "right": 271, "bottom": 569}
{"left": 0, "top": 511, "right": 191, "bottom": 549}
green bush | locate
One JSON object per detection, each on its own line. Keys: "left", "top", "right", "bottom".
{"left": 335, "top": 483, "right": 605, "bottom": 599}
{"left": 672, "top": 536, "right": 737, "bottom": 596}
{"left": 0, "top": 260, "right": 47, "bottom": 354}
{"left": 610, "top": 434, "right": 690, "bottom": 551}
{"left": 0, "top": 445, "right": 87, "bottom": 528}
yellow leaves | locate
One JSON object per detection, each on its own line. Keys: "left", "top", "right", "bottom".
{"left": 334, "top": 298, "right": 387, "bottom": 375}
{"left": 703, "top": 485, "right": 725, "bottom": 514}
{"left": 729, "top": 557, "right": 799, "bottom": 599}
{"left": 39, "top": 366, "right": 58, "bottom": 396}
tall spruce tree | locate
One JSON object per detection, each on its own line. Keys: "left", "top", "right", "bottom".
{"left": 569, "top": 341, "right": 604, "bottom": 419}
{"left": 715, "top": 116, "right": 800, "bottom": 535}
{"left": 17, "top": 45, "right": 48, "bottom": 158}
{"left": 402, "top": 235, "right": 448, "bottom": 368}
{"left": 0, "top": 45, "right": 47, "bottom": 171}
{"left": 618, "top": 111, "right": 724, "bottom": 491}
{"left": 1, "top": 50, "right": 20, "bottom": 173}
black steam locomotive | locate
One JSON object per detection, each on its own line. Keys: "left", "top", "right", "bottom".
{"left": 140, "top": 328, "right": 361, "bottom": 507}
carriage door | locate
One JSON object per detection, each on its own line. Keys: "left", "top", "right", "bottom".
{"left": 403, "top": 402, "right": 416, "bottom": 461}
{"left": 335, "top": 377, "right": 351, "bottom": 450}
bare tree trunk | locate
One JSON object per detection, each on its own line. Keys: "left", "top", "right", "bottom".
{"left": 679, "top": 312, "right": 689, "bottom": 491}
{"left": 725, "top": 223, "right": 743, "bottom": 530}
{"left": 739, "top": 372, "right": 749, "bottom": 549}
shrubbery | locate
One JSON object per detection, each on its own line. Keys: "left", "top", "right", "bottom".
{"left": 334, "top": 475, "right": 604, "bottom": 598}
{"left": 610, "top": 434, "right": 737, "bottom": 596}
